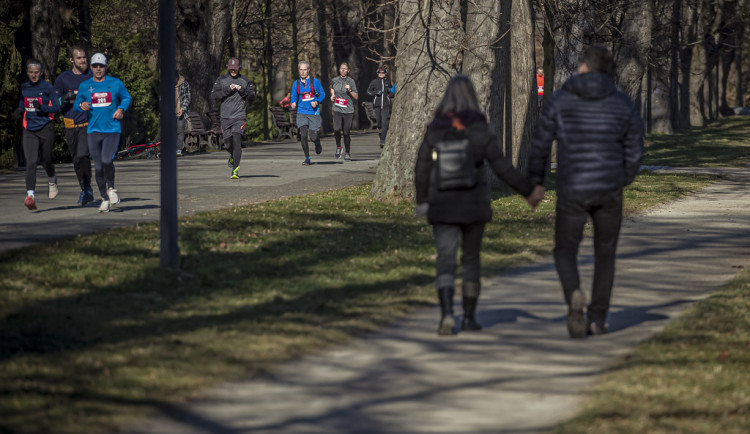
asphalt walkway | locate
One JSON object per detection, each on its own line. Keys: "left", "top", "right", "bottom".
{"left": 120, "top": 167, "right": 749, "bottom": 433}
{"left": 0, "top": 132, "right": 381, "bottom": 253}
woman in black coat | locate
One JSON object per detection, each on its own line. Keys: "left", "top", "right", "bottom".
{"left": 414, "top": 75, "right": 544, "bottom": 335}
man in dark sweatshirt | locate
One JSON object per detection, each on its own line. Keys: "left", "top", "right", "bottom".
{"left": 210, "top": 57, "right": 255, "bottom": 179}
{"left": 527, "top": 46, "right": 644, "bottom": 339}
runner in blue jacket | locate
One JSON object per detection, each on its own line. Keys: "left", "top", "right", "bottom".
{"left": 74, "top": 53, "right": 132, "bottom": 213}
{"left": 15, "top": 58, "right": 61, "bottom": 210}
{"left": 290, "top": 61, "right": 326, "bottom": 165}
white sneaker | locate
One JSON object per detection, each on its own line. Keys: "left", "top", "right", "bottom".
{"left": 99, "top": 200, "right": 110, "bottom": 213}
{"left": 48, "top": 183, "right": 58, "bottom": 199}
{"left": 107, "top": 188, "right": 120, "bottom": 205}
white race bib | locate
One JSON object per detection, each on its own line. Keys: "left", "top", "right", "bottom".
{"left": 91, "top": 91, "right": 113, "bottom": 107}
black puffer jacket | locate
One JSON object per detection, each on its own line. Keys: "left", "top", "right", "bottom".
{"left": 415, "top": 112, "right": 534, "bottom": 224}
{"left": 527, "top": 72, "right": 644, "bottom": 199}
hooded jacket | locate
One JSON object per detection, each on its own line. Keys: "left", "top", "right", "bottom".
{"left": 415, "top": 112, "right": 534, "bottom": 224}
{"left": 527, "top": 72, "right": 644, "bottom": 200}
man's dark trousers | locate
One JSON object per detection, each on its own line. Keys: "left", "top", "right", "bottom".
{"left": 553, "top": 188, "right": 623, "bottom": 324}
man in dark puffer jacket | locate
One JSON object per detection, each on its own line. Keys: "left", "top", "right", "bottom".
{"left": 527, "top": 46, "right": 644, "bottom": 339}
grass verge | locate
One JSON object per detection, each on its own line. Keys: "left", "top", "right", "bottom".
{"left": 0, "top": 171, "right": 717, "bottom": 434}
{"left": 555, "top": 267, "right": 750, "bottom": 433}
{"left": 644, "top": 116, "right": 750, "bottom": 167}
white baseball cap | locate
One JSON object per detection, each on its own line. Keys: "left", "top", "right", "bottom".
{"left": 91, "top": 53, "right": 107, "bottom": 66}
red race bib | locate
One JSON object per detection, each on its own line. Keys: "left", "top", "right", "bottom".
{"left": 24, "top": 97, "right": 42, "bottom": 111}
{"left": 91, "top": 91, "right": 113, "bottom": 107}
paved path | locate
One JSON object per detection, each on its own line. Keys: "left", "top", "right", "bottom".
{"left": 0, "top": 132, "right": 382, "bottom": 253}
{"left": 119, "top": 168, "right": 750, "bottom": 433}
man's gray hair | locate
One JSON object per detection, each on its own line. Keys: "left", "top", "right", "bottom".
{"left": 298, "top": 61, "right": 310, "bottom": 69}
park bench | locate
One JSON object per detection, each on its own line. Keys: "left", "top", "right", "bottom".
{"left": 185, "top": 111, "right": 209, "bottom": 153}
{"left": 206, "top": 111, "right": 223, "bottom": 150}
{"left": 361, "top": 101, "right": 378, "bottom": 129}
{"left": 269, "top": 106, "right": 296, "bottom": 140}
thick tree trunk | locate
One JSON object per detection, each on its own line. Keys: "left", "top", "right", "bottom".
{"left": 263, "top": 0, "right": 273, "bottom": 139}
{"left": 176, "top": 0, "right": 234, "bottom": 118}
{"left": 288, "top": 0, "right": 299, "bottom": 81}
{"left": 613, "top": 0, "right": 653, "bottom": 109}
{"left": 30, "top": 0, "right": 63, "bottom": 81}
{"left": 370, "top": 0, "right": 463, "bottom": 199}
{"left": 669, "top": 0, "right": 683, "bottom": 132}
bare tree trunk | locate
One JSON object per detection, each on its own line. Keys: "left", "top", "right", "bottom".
{"left": 78, "top": 0, "right": 92, "bottom": 53}
{"left": 263, "top": 0, "right": 273, "bottom": 139}
{"left": 613, "top": 0, "right": 653, "bottom": 109}
{"left": 288, "top": 0, "right": 299, "bottom": 81}
{"left": 669, "top": 0, "right": 683, "bottom": 132}
{"left": 550, "top": 0, "right": 593, "bottom": 89}
{"left": 736, "top": 4, "right": 745, "bottom": 107}
{"left": 231, "top": 0, "right": 241, "bottom": 57}
{"left": 176, "top": 0, "right": 234, "bottom": 118}
{"left": 30, "top": 0, "right": 63, "bottom": 81}
{"left": 370, "top": 0, "right": 463, "bottom": 199}
{"left": 315, "top": 0, "right": 333, "bottom": 133}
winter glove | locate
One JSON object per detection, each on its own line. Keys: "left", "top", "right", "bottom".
{"left": 32, "top": 100, "right": 45, "bottom": 112}
{"left": 415, "top": 203, "right": 429, "bottom": 218}
{"left": 63, "top": 90, "right": 76, "bottom": 103}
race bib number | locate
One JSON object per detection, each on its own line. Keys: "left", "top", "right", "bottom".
{"left": 91, "top": 92, "right": 113, "bottom": 107}
{"left": 334, "top": 97, "right": 349, "bottom": 108}
{"left": 537, "top": 86, "right": 544, "bottom": 94}
{"left": 24, "top": 97, "right": 42, "bottom": 111}
{"left": 301, "top": 91, "right": 314, "bottom": 102}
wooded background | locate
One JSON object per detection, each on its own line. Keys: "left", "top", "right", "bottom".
{"left": 1, "top": 0, "right": 748, "bottom": 199}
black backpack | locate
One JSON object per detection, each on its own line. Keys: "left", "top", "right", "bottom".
{"left": 432, "top": 138, "right": 478, "bottom": 191}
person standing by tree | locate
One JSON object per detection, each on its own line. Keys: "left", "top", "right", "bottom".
{"left": 367, "top": 67, "right": 394, "bottom": 148}
{"left": 175, "top": 70, "right": 191, "bottom": 157}
{"left": 330, "top": 62, "right": 358, "bottom": 161}
{"left": 74, "top": 52, "right": 132, "bottom": 213}
{"left": 54, "top": 45, "right": 94, "bottom": 206}
{"left": 414, "top": 75, "right": 544, "bottom": 336}
{"left": 291, "top": 61, "right": 326, "bottom": 166}
{"left": 16, "top": 58, "right": 61, "bottom": 210}
{"left": 528, "top": 46, "right": 644, "bottom": 338}
{"left": 536, "top": 67, "right": 545, "bottom": 108}
{"left": 210, "top": 57, "right": 255, "bottom": 179}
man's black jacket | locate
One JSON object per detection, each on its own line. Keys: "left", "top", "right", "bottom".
{"left": 527, "top": 72, "right": 644, "bottom": 199}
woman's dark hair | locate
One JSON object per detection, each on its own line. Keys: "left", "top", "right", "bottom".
{"left": 433, "top": 74, "right": 482, "bottom": 116}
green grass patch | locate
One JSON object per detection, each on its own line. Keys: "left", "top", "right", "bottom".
{"left": 0, "top": 171, "right": 716, "bottom": 434}
{"left": 556, "top": 267, "right": 750, "bottom": 433}
{"left": 644, "top": 116, "right": 750, "bottom": 167}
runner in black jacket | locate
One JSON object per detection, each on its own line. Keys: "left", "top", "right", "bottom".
{"left": 366, "top": 67, "right": 394, "bottom": 148}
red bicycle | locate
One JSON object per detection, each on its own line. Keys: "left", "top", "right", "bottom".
{"left": 114, "top": 141, "right": 161, "bottom": 160}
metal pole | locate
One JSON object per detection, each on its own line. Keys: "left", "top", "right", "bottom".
{"left": 159, "top": 0, "right": 178, "bottom": 268}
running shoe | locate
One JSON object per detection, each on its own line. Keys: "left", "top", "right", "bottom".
{"left": 78, "top": 189, "right": 86, "bottom": 206}
{"left": 380, "top": 141, "right": 385, "bottom": 149}
{"left": 48, "top": 183, "right": 58, "bottom": 199}
{"left": 335, "top": 147, "right": 343, "bottom": 159}
{"left": 231, "top": 166, "right": 240, "bottom": 179}
{"left": 314, "top": 141, "right": 322, "bottom": 154}
{"left": 99, "top": 200, "right": 110, "bottom": 213}
{"left": 81, "top": 187, "right": 94, "bottom": 206}
{"left": 227, "top": 157, "right": 234, "bottom": 168}
{"left": 107, "top": 187, "right": 120, "bottom": 206}
{"left": 24, "top": 195, "right": 37, "bottom": 210}
{"left": 344, "top": 152, "right": 351, "bottom": 162}
{"left": 177, "top": 149, "right": 183, "bottom": 157}
{"left": 302, "top": 158, "right": 312, "bottom": 166}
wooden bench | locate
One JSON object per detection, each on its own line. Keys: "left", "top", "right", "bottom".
{"left": 361, "top": 101, "right": 378, "bottom": 129}
{"left": 206, "top": 111, "right": 223, "bottom": 150}
{"left": 185, "top": 111, "right": 209, "bottom": 153}
{"left": 269, "top": 107, "right": 296, "bottom": 140}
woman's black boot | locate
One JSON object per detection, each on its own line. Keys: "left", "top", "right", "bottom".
{"left": 437, "top": 287, "right": 455, "bottom": 335}
{"left": 462, "top": 281, "right": 482, "bottom": 331}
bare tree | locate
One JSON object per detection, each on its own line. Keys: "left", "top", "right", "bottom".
{"left": 176, "top": 0, "right": 235, "bottom": 118}
{"left": 30, "top": 0, "right": 63, "bottom": 81}
{"left": 370, "top": 0, "right": 463, "bottom": 199}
